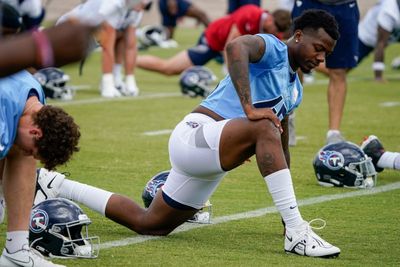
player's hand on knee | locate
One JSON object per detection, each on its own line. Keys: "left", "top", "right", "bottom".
{"left": 246, "top": 108, "right": 282, "bottom": 133}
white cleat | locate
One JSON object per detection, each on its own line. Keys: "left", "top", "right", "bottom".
{"left": 0, "top": 245, "right": 65, "bottom": 267}
{"left": 284, "top": 219, "right": 340, "bottom": 258}
{"left": 100, "top": 73, "right": 122, "bottom": 98}
{"left": 34, "top": 168, "right": 65, "bottom": 205}
{"left": 125, "top": 75, "right": 139, "bottom": 96}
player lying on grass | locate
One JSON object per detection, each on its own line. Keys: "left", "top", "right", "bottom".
{"left": 34, "top": 9, "right": 342, "bottom": 258}
{"left": 136, "top": 4, "right": 291, "bottom": 76}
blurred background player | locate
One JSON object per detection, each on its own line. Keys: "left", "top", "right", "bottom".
{"left": 357, "top": 0, "right": 400, "bottom": 82}
{"left": 57, "top": 0, "right": 143, "bottom": 98}
{"left": 136, "top": 5, "right": 291, "bottom": 76}
{"left": 100, "top": 1, "right": 152, "bottom": 98}
{"left": 292, "top": 0, "right": 360, "bottom": 144}
{"left": 158, "top": 0, "right": 210, "bottom": 40}
{"left": 226, "top": 0, "right": 260, "bottom": 13}
{"left": 1, "top": 0, "right": 45, "bottom": 30}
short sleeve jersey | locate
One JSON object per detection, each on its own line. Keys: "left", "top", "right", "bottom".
{"left": 205, "top": 4, "right": 264, "bottom": 51}
{"left": 0, "top": 71, "right": 45, "bottom": 159}
{"left": 201, "top": 34, "right": 303, "bottom": 121}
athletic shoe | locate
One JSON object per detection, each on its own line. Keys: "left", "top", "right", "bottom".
{"left": 326, "top": 131, "right": 345, "bottom": 144}
{"left": 0, "top": 245, "right": 65, "bottom": 267}
{"left": 284, "top": 219, "right": 340, "bottom": 258}
{"left": 125, "top": 75, "right": 139, "bottom": 96}
{"left": 0, "top": 184, "right": 5, "bottom": 224}
{"left": 360, "top": 135, "right": 385, "bottom": 172}
{"left": 391, "top": 56, "right": 400, "bottom": 69}
{"left": 100, "top": 74, "right": 121, "bottom": 98}
{"left": 34, "top": 168, "right": 65, "bottom": 205}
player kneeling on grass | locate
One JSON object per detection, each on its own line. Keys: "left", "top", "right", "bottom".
{"left": 33, "top": 10, "right": 342, "bottom": 258}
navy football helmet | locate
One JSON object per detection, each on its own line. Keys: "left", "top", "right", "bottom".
{"left": 179, "top": 66, "right": 217, "bottom": 98}
{"left": 29, "top": 198, "right": 99, "bottom": 258}
{"left": 138, "top": 25, "right": 168, "bottom": 48}
{"left": 142, "top": 170, "right": 212, "bottom": 223}
{"left": 34, "top": 67, "right": 74, "bottom": 100}
{"left": 313, "top": 141, "right": 377, "bottom": 188}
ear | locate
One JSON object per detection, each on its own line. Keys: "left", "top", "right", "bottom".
{"left": 29, "top": 127, "right": 43, "bottom": 139}
{"left": 294, "top": 30, "right": 303, "bottom": 42}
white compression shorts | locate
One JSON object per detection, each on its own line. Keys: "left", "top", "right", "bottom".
{"left": 163, "top": 113, "right": 230, "bottom": 209}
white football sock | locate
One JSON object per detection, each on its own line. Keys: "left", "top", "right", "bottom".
{"left": 326, "top": 129, "right": 341, "bottom": 138}
{"left": 6, "top": 231, "right": 29, "bottom": 253}
{"left": 377, "top": 152, "right": 400, "bottom": 170}
{"left": 264, "top": 169, "right": 303, "bottom": 228}
{"left": 60, "top": 179, "right": 113, "bottom": 216}
{"left": 113, "top": 64, "right": 123, "bottom": 85}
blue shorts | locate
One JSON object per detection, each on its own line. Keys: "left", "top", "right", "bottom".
{"left": 357, "top": 39, "right": 374, "bottom": 64}
{"left": 292, "top": 0, "right": 359, "bottom": 69}
{"left": 227, "top": 0, "right": 261, "bottom": 14}
{"left": 187, "top": 33, "right": 222, "bottom": 66}
{"left": 159, "top": 0, "right": 191, "bottom": 27}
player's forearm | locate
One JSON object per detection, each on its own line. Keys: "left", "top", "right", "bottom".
{"left": 0, "top": 21, "right": 96, "bottom": 77}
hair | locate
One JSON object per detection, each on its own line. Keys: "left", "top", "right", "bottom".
{"left": 272, "top": 9, "right": 292, "bottom": 33}
{"left": 292, "top": 9, "right": 339, "bottom": 41}
{"left": 33, "top": 105, "right": 80, "bottom": 170}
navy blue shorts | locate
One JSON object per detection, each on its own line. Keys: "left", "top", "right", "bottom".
{"left": 357, "top": 39, "right": 374, "bottom": 64}
{"left": 159, "top": 0, "right": 191, "bottom": 27}
{"left": 292, "top": 0, "right": 359, "bottom": 69}
{"left": 187, "top": 33, "right": 222, "bottom": 65}
{"left": 227, "top": 0, "right": 261, "bottom": 14}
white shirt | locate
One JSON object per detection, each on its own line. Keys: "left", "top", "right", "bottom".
{"left": 359, "top": 0, "right": 400, "bottom": 47}
{"left": 57, "top": 0, "right": 141, "bottom": 28}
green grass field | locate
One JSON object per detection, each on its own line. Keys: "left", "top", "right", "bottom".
{"left": 1, "top": 28, "right": 400, "bottom": 266}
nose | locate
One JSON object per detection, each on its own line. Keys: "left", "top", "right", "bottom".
{"left": 316, "top": 51, "right": 325, "bottom": 63}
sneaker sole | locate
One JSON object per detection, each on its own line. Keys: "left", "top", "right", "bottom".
{"left": 285, "top": 250, "right": 340, "bottom": 258}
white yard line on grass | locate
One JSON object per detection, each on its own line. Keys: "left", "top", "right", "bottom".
{"left": 143, "top": 129, "right": 173, "bottom": 136}
{"left": 380, "top": 102, "right": 400, "bottom": 107}
{"left": 54, "top": 92, "right": 182, "bottom": 107}
{"left": 99, "top": 181, "right": 400, "bottom": 250}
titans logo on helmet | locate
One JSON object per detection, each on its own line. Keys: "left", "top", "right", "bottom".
{"left": 144, "top": 179, "right": 164, "bottom": 198}
{"left": 30, "top": 209, "right": 49, "bottom": 233}
{"left": 318, "top": 150, "right": 344, "bottom": 170}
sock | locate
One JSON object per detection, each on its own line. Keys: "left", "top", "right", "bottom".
{"left": 326, "top": 129, "right": 341, "bottom": 138}
{"left": 113, "top": 64, "right": 123, "bottom": 85}
{"left": 264, "top": 169, "right": 303, "bottom": 229}
{"left": 101, "top": 73, "right": 115, "bottom": 89}
{"left": 6, "top": 231, "right": 29, "bottom": 253}
{"left": 59, "top": 179, "right": 113, "bottom": 216}
{"left": 377, "top": 152, "right": 400, "bottom": 170}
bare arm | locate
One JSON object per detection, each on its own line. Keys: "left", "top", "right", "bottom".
{"left": 226, "top": 35, "right": 282, "bottom": 131}
{"left": 373, "top": 25, "right": 391, "bottom": 82}
{"left": 0, "top": 21, "right": 96, "bottom": 77}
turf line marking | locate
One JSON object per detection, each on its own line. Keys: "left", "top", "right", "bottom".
{"left": 53, "top": 92, "right": 181, "bottom": 107}
{"left": 143, "top": 129, "right": 173, "bottom": 136}
{"left": 99, "top": 181, "right": 400, "bottom": 250}
{"left": 380, "top": 101, "right": 400, "bottom": 107}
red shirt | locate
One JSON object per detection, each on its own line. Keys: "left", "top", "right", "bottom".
{"left": 205, "top": 4, "right": 264, "bottom": 52}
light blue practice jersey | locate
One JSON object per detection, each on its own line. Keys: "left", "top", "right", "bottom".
{"left": 0, "top": 70, "right": 45, "bottom": 159}
{"left": 201, "top": 34, "right": 303, "bottom": 121}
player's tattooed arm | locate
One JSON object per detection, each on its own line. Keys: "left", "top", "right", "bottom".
{"left": 226, "top": 35, "right": 265, "bottom": 109}
{"left": 226, "top": 35, "right": 282, "bottom": 130}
